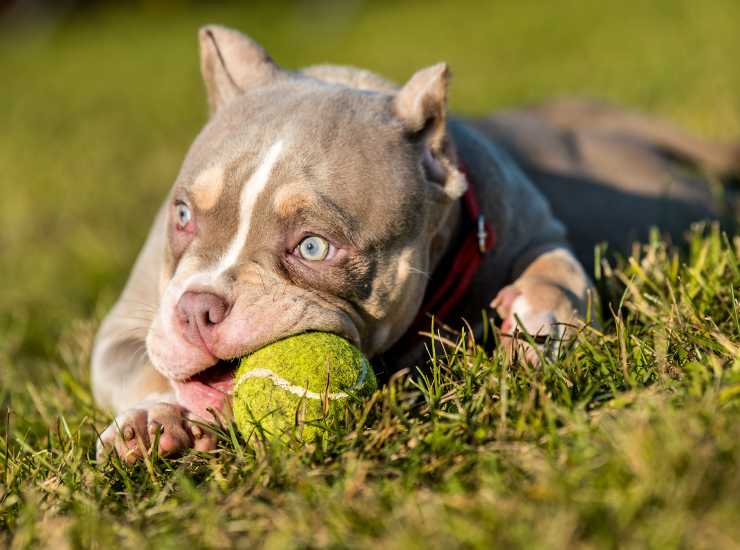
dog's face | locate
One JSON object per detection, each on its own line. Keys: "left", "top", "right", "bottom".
{"left": 145, "top": 26, "right": 466, "bottom": 416}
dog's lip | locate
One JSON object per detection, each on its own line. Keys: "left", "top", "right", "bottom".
{"left": 171, "top": 326, "right": 361, "bottom": 414}
{"left": 189, "top": 358, "right": 239, "bottom": 388}
{"left": 171, "top": 359, "right": 238, "bottom": 418}
{"left": 186, "top": 359, "right": 239, "bottom": 395}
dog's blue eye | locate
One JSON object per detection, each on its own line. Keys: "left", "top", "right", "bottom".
{"left": 175, "top": 203, "right": 191, "bottom": 228}
{"left": 298, "top": 235, "right": 329, "bottom": 261}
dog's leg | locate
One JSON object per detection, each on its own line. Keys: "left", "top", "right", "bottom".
{"left": 92, "top": 205, "right": 217, "bottom": 461}
{"left": 96, "top": 399, "right": 218, "bottom": 464}
{"left": 93, "top": 312, "right": 219, "bottom": 462}
{"left": 490, "top": 246, "right": 595, "bottom": 362}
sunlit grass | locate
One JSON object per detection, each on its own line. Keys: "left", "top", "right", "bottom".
{"left": 1, "top": 227, "right": 739, "bottom": 547}
{"left": 0, "top": 2, "right": 739, "bottom": 547}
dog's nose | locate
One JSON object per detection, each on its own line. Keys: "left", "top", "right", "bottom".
{"left": 176, "top": 291, "right": 230, "bottom": 350}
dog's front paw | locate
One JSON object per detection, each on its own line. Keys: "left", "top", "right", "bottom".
{"left": 490, "top": 285, "right": 564, "bottom": 364}
{"left": 97, "top": 401, "right": 218, "bottom": 464}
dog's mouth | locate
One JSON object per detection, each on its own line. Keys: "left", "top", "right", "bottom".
{"left": 171, "top": 359, "right": 239, "bottom": 419}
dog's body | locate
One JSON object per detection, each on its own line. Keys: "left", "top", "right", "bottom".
{"left": 93, "top": 26, "right": 739, "bottom": 461}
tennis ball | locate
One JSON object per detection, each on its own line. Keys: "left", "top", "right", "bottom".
{"left": 232, "top": 332, "right": 376, "bottom": 443}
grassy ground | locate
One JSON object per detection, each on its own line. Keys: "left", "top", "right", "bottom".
{"left": 1, "top": 1, "right": 739, "bottom": 547}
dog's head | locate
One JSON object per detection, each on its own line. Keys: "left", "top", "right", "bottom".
{"left": 145, "top": 25, "right": 467, "bottom": 415}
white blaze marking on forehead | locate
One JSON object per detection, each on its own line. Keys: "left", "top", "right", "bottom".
{"left": 217, "top": 140, "right": 284, "bottom": 274}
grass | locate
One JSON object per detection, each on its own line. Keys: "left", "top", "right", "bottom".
{"left": 1, "top": 1, "right": 739, "bottom": 547}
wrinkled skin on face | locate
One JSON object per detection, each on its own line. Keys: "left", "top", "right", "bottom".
{"left": 96, "top": 24, "right": 725, "bottom": 462}
{"left": 93, "top": 26, "right": 608, "bottom": 462}
{"left": 144, "top": 28, "right": 466, "bottom": 417}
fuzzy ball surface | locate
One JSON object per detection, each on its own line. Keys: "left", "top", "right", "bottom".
{"left": 232, "top": 332, "right": 376, "bottom": 443}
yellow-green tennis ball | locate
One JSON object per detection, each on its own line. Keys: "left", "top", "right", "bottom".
{"left": 232, "top": 332, "right": 376, "bottom": 444}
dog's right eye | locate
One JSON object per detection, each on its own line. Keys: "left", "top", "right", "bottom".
{"left": 175, "top": 202, "right": 193, "bottom": 231}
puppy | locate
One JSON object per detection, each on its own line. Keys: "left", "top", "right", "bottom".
{"left": 93, "top": 25, "right": 738, "bottom": 462}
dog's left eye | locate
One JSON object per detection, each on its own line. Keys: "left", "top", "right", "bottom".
{"left": 297, "top": 235, "right": 330, "bottom": 261}
{"left": 175, "top": 202, "right": 192, "bottom": 229}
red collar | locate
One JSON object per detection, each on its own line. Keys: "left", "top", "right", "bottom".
{"left": 395, "top": 161, "right": 496, "bottom": 347}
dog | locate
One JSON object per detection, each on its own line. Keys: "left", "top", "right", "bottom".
{"left": 92, "top": 25, "right": 739, "bottom": 462}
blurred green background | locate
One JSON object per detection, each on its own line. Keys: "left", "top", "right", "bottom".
{"left": 1, "top": 0, "right": 739, "bottom": 368}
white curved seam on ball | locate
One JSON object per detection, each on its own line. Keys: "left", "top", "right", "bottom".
{"left": 234, "top": 368, "right": 349, "bottom": 400}
{"left": 233, "top": 359, "right": 370, "bottom": 400}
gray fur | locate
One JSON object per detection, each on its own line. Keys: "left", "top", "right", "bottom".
{"left": 93, "top": 25, "right": 737, "bottom": 461}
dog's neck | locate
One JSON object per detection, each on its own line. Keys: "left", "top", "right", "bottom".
{"left": 428, "top": 189, "right": 463, "bottom": 274}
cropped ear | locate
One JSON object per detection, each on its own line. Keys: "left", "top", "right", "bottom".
{"left": 199, "top": 25, "right": 280, "bottom": 114}
{"left": 394, "top": 63, "right": 449, "bottom": 152}
{"left": 395, "top": 63, "right": 466, "bottom": 200}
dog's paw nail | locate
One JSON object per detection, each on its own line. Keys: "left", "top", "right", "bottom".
{"left": 123, "top": 425, "right": 135, "bottom": 441}
{"left": 148, "top": 422, "right": 163, "bottom": 437}
{"left": 500, "top": 318, "right": 513, "bottom": 334}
